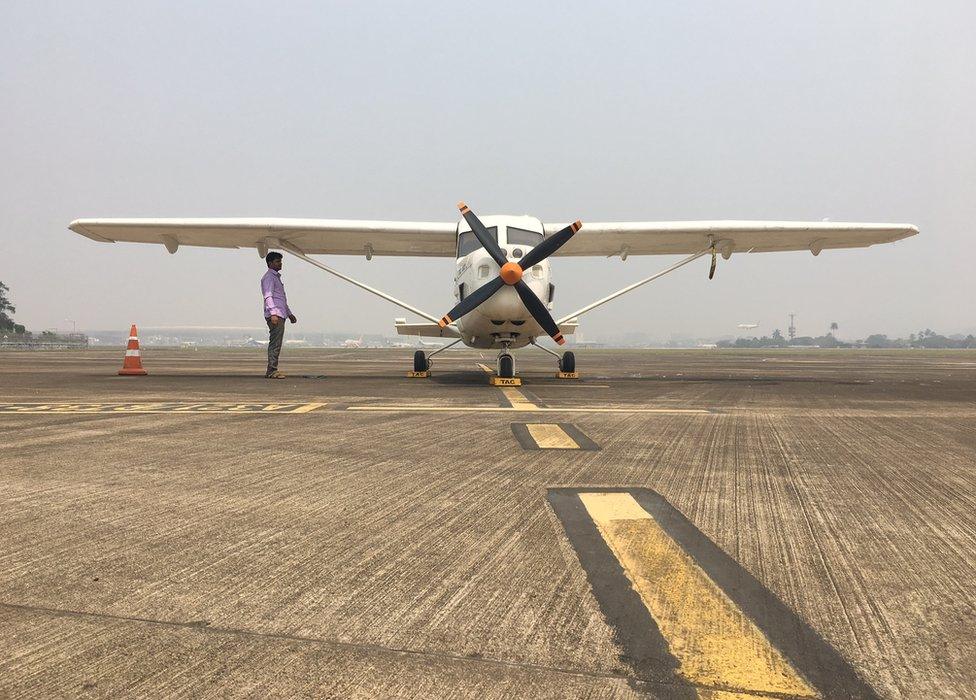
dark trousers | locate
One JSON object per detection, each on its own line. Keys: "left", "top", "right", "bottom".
{"left": 266, "top": 317, "right": 285, "bottom": 375}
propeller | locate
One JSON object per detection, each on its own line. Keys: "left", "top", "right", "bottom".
{"left": 438, "top": 202, "right": 582, "bottom": 345}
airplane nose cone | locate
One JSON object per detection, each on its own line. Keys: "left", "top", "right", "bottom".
{"left": 500, "top": 262, "right": 523, "bottom": 285}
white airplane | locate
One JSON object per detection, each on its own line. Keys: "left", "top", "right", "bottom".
{"left": 342, "top": 336, "right": 364, "bottom": 349}
{"left": 737, "top": 323, "right": 760, "bottom": 330}
{"left": 69, "top": 203, "right": 917, "bottom": 378}
{"left": 242, "top": 336, "right": 269, "bottom": 348}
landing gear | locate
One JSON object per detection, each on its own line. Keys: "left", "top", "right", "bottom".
{"left": 559, "top": 351, "right": 576, "bottom": 373}
{"left": 413, "top": 350, "right": 429, "bottom": 373}
{"left": 530, "top": 339, "right": 579, "bottom": 378}
{"left": 498, "top": 352, "right": 515, "bottom": 378}
{"left": 408, "top": 339, "right": 462, "bottom": 377}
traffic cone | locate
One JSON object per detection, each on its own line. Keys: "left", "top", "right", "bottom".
{"left": 118, "top": 324, "right": 148, "bottom": 376}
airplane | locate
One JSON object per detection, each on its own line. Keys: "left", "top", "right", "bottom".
{"left": 69, "top": 203, "right": 917, "bottom": 378}
{"left": 737, "top": 323, "right": 760, "bottom": 330}
{"left": 417, "top": 337, "right": 445, "bottom": 349}
{"left": 341, "top": 336, "right": 365, "bottom": 349}
{"left": 387, "top": 336, "right": 444, "bottom": 349}
{"left": 242, "top": 336, "right": 269, "bottom": 348}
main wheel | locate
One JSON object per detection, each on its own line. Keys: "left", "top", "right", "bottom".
{"left": 498, "top": 354, "right": 515, "bottom": 378}
{"left": 413, "top": 350, "right": 429, "bottom": 372}
{"left": 560, "top": 351, "right": 576, "bottom": 373}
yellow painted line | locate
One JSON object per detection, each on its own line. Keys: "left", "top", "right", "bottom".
{"left": 347, "top": 406, "right": 710, "bottom": 414}
{"left": 500, "top": 387, "right": 539, "bottom": 411}
{"left": 526, "top": 424, "right": 579, "bottom": 449}
{"left": 289, "top": 402, "right": 327, "bottom": 413}
{"left": 578, "top": 492, "right": 816, "bottom": 698}
{"left": 477, "top": 363, "right": 493, "bottom": 373}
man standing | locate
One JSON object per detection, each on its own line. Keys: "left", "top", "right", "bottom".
{"left": 261, "top": 252, "right": 297, "bottom": 378}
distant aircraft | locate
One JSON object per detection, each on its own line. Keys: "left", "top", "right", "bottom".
{"left": 342, "top": 336, "right": 364, "bottom": 349}
{"left": 69, "top": 203, "right": 917, "bottom": 378}
{"left": 737, "top": 323, "right": 760, "bottom": 330}
{"left": 242, "top": 336, "right": 269, "bottom": 348}
{"left": 388, "top": 337, "right": 443, "bottom": 349}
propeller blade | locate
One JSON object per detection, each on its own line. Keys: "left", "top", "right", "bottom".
{"left": 708, "top": 248, "right": 717, "bottom": 280}
{"left": 438, "top": 276, "right": 505, "bottom": 328}
{"left": 519, "top": 220, "right": 582, "bottom": 269}
{"left": 514, "top": 280, "right": 565, "bottom": 345}
{"left": 458, "top": 202, "right": 507, "bottom": 267}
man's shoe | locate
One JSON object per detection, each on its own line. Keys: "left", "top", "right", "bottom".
{"left": 265, "top": 370, "right": 286, "bottom": 379}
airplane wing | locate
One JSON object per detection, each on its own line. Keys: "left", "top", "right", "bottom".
{"left": 69, "top": 218, "right": 917, "bottom": 258}
{"left": 394, "top": 320, "right": 462, "bottom": 339}
{"left": 543, "top": 221, "right": 918, "bottom": 257}
{"left": 69, "top": 218, "right": 459, "bottom": 257}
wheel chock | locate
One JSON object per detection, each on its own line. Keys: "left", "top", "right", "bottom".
{"left": 556, "top": 371, "right": 580, "bottom": 379}
{"left": 490, "top": 376, "right": 522, "bottom": 387}
{"left": 406, "top": 370, "right": 431, "bottom": 378}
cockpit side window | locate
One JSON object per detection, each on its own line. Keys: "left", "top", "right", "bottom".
{"left": 457, "top": 227, "right": 498, "bottom": 257}
{"left": 506, "top": 227, "right": 544, "bottom": 246}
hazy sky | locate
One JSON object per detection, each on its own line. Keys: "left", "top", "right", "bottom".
{"left": 2, "top": 1, "right": 973, "bottom": 340}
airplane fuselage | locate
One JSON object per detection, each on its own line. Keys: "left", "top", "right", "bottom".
{"left": 452, "top": 215, "right": 553, "bottom": 349}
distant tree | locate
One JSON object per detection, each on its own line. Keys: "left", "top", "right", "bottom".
{"left": 865, "top": 334, "right": 891, "bottom": 348}
{"left": 830, "top": 321, "right": 839, "bottom": 336}
{"left": 0, "top": 282, "right": 14, "bottom": 326}
{"left": 772, "top": 328, "right": 784, "bottom": 341}
{"left": 0, "top": 281, "right": 25, "bottom": 334}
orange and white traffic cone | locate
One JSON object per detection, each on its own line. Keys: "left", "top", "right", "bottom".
{"left": 118, "top": 324, "right": 148, "bottom": 376}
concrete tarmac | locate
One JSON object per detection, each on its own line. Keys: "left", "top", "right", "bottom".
{"left": 1, "top": 347, "right": 975, "bottom": 698}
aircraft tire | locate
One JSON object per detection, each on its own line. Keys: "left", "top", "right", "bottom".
{"left": 413, "top": 350, "right": 429, "bottom": 372}
{"left": 499, "top": 354, "right": 515, "bottom": 378}
{"left": 560, "top": 351, "right": 576, "bottom": 373}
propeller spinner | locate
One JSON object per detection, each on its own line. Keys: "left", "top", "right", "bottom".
{"left": 438, "top": 202, "right": 582, "bottom": 346}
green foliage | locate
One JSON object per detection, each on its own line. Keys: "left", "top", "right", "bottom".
{"left": 718, "top": 330, "right": 975, "bottom": 349}
{"left": 0, "top": 281, "right": 20, "bottom": 332}
{"left": 865, "top": 334, "right": 895, "bottom": 348}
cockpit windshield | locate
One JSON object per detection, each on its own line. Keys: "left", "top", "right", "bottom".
{"left": 457, "top": 227, "right": 498, "bottom": 257}
{"left": 506, "top": 227, "right": 544, "bottom": 246}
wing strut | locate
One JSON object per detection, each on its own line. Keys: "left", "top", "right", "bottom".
{"left": 555, "top": 248, "right": 711, "bottom": 325}
{"left": 280, "top": 242, "right": 443, "bottom": 324}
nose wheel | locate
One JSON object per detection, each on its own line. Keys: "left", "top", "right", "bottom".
{"left": 497, "top": 351, "right": 515, "bottom": 378}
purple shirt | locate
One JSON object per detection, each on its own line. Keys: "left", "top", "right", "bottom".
{"left": 261, "top": 269, "right": 292, "bottom": 318}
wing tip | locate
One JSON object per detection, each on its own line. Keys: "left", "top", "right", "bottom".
{"left": 68, "top": 219, "right": 115, "bottom": 243}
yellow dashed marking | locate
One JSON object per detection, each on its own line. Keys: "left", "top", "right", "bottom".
{"left": 578, "top": 492, "right": 817, "bottom": 698}
{"left": 500, "top": 387, "right": 539, "bottom": 410}
{"left": 526, "top": 423, "right": 580, "bottom": 449}
{"left": 0, "top": 402, "right": 327, "bottom": 414}
{"left": 289, "top": 402, "right": 328, "bottom": 413}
